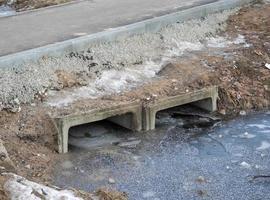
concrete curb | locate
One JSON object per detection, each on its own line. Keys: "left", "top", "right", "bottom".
{"left": 0, "top": 0, "right": 254, "bottom": 69}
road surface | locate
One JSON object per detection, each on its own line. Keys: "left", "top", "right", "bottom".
{"left": 0, "top": 0, "right": 217, "bottom": 56}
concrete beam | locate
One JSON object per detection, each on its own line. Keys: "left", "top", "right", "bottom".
{"left": 142, "top": 86, "right": 218, "bottom": 130}
{"left": 52, "top": 101, "right": 142, "bottom": 153}
{"left": 0, "top": 0, "right": 254, "bottom": 69}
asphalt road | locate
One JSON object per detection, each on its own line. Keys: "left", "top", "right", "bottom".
{"left": 0, "top": 0, "right": 217, "bottom": 56}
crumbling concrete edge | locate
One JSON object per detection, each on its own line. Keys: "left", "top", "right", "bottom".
{"left": 142, "top": 86, "right": 218, "bottom": 131}
{"left": 0, "top": 0, "right": 254, "bottom": 69}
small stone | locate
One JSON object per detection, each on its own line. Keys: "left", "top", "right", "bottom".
{"left": 108, "top": 178, "right": 116, "bottom": 184}
{"left": 25, "top": 164, "right": 31, "bottom": 169}
{"left": 239, "top": 132, "right": 256, "bottom": 139}
{"left": 219, "top": 109, "right": 226, "bottom": 115}
{"left": 240, "top": 161, "right": 251, "bottom": 169}
{"left": 117, "top": 140, "right": 141, "bottom": 148}
{"left": 196, "top": 176, "right": 206, "bottom": 183}
{"left": 265, "top": 63, "right": 270, "bottom": 70}
{"left": 239, "top": 110, "right": 246, "bottom": 116}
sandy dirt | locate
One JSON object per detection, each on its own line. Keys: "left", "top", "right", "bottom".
{"left": 0, "top": 2, "right": 270, "bottom": 199}
{"left": 1, "top": 0, "right": 73, "bottom": 11}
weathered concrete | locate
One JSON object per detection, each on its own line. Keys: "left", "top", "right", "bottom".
{"left": 0, "top": 0, "right": 254, "bottom": 69}
{"left": 143, "top": 86, "right": 218, "bottom": 130}
{"left": 52, "top": 102, "right": 142, "bottom": 153}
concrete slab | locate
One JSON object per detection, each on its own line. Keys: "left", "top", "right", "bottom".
{"left": 142, "top": 86, "right": 218, "bottom": 130}
{"left": 52, "top": 101, "right": 142, "bottom": 153}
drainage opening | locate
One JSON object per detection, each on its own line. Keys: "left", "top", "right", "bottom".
{"left": 155, "top": 103, "right": 219, "bottom": 129}
{"left": 67, "top": 113, "right": 135, "bottom": 150}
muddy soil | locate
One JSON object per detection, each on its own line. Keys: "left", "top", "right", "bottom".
{"left": 0, "top": 2, "right": 270, "bottom": 199}
{"left": 1, "top": 0, "right": 73, "bottom": 11}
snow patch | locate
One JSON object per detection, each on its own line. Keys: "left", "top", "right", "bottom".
{"left": 4, "top": 174, "right": 82, "bottom": 200}
{"left": 206, "top": 34, "right": 249, "bottom": 48}
{"left": 256, "top": 141, "right": 270, "bottom": 151}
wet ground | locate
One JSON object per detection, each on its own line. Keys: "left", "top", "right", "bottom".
{"left": 53, "top": 109, "right": 270, "bottom": 200}
{"left": 0, "top": 5, "right": 15, "bottom": 17}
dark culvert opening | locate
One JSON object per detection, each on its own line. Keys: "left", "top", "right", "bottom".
{"left": 155, "top": 103, "right": 220, "bottom": 129}
{"left": 67, "top": 113, "right": 136, "bottom": 151}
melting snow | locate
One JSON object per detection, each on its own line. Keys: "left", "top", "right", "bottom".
{"left": 256, "top": 141, "right": 270, "bottom": 151}
{"left": 4, "top": 174, "right": 82, "bottom": 200}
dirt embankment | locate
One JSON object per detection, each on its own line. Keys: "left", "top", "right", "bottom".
{"left": 212, "top": 2, "right": 270, "bottom": 114}
{"left": 1, "top": 0, "right": 72, "bottom": 11}
{"left": 0, "top": 2, "right": 269, "bottom": 199}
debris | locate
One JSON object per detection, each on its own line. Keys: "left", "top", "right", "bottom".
{"left": 96, "top": 188, "right": 128, "bottom": 200}
{"left": 240, "top": 161, "right": 251, "bottom": 169}
{"left": 252, "top": 175, "right": 270, "bottom": 180}
{"left": 0, "top": 140, "right": 15, "bottom": 173}
{"left": 25, "top": 165, "right": 31, "bottom": 169}
{"left": 142, "top": 191, "right": 155, "bottom": 198}
{"left": 239, "top": 132, "right": 256, "bottom": 139}
{"left": 108, "top": 178, "right": 116, "bottom": 184}
{"left": 265, "top": 63, "right": 270, "bottom": 70}
{"left": 256, "top": 141, "right": 270, "bottom": 150}
{"left": 196, "top": 176, "right": 206, "bottom": 183}
{"left": 3, "top": 173, "right": 83, "bottom": 200}
{"left": 239, "top": 110, "right": 247, "bottom": 116}
{"left": 219, "top": 109, "right": 226, "bottom": 115}
{"left": 116, "top": 140, "right": 141, "bottom": 148}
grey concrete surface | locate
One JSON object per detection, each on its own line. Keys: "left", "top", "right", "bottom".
{"left": 0, "top": 0, "right": 217, "bottom": 57}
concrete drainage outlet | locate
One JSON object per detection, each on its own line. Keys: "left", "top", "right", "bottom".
{"left": 51, "top": 86, "right": 218, "bottom": 153}
{"left": 52, "top": 101, "right": 142, "bottom": 153}
{"left": 142, "top": 86, "right": 218, "bottom": 130}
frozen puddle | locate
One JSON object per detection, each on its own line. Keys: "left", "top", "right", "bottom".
{"left": 0, "top": 5, "right": 15, "bottom": 17}
{"left": 53, "top": 111, "right": 270, "bottom": 200}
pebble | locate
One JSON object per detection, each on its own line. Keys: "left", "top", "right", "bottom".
{"left": 108, "top": 178, "right": 116, "bottom": 184}
{"left": 239, "top": 110, "right": 247, "bottom": 116}
{"left": 219, "top": 109, "right": 226, "bottom": 115}
{"left": 240, "top": 161, "right": 251, "bottom": 169}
